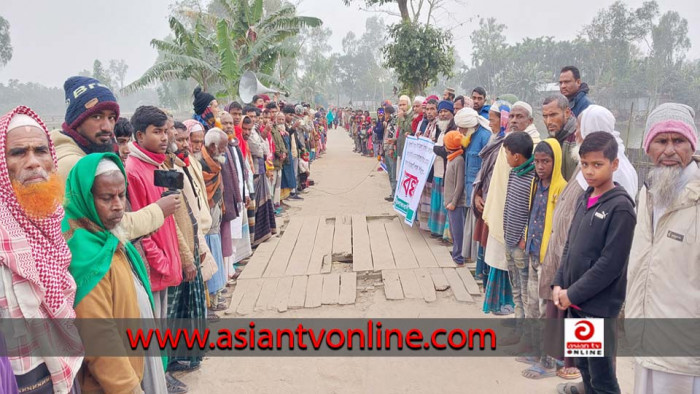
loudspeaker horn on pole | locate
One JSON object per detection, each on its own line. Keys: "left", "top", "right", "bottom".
{"left": 239, "top": 71, "right": 288, "bottom": 104}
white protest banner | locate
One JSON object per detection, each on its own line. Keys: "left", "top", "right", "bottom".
{"left": 393, "top": 135, "right": 436, "bottom": 226}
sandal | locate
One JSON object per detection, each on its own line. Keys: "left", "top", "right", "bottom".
{"left": 557, "top": 367, "right": 582, "bottom": 380}
{"left": 515, "top": 356, "right": 539, "bottom": 365}
{"left": 522, "top": 364, "right": 556, "bottom": 380}
{"left": 207, "top": 313, "right": 220, "bottom": 322}
{"left": 557, "top": 382, "right": 584, "bottom": 394}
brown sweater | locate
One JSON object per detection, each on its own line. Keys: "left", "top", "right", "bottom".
{"left": 444, "top": 155, "right": 466, "bottom": 208}
{"left": 75, "top": 249, "right": 144, "bottom": 393}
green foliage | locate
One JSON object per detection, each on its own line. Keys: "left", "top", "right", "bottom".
{"left": 383, "top": 22, "right": 454, "bottom": 96}
{"left": 330, "top": 17, "right": 395, "bottom": 106}
{"left": 109, "top": 60, "right": 129, "bottom": 90}
{"left": 123, "top": 16, "right": 219, "bottom": 94}
{"left": 124, "top": 0, "right": 321, "bottom": 103}
{"left": 92, "top": 60, "right": 113, "bottom": 89}
{"left": 458, "top": 0, "right": 698, "bottom": 115}
{"left": 0, "top": 16, "right": 11, "bottom": 67}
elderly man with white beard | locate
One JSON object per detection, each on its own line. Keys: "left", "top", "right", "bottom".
{"left": 199, "top": 128, "right": 230, "bottom": 311}
{"left": 626, "top": 103, "right": 700, "bottom": 394}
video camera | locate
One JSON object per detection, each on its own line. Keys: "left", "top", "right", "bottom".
{"left": 154, "top": 169, "right": 184, "bottom": 197}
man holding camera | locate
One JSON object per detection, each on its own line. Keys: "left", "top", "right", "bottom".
{"left": 126, "top": 106, "right": 183, "bottom": 319}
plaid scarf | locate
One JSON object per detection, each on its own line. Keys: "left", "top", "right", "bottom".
{"left": 199, "top": 147, "right": 223, "bottom": 209}
{"left": 0, "top": 106, "right": 75, "bottom": 315}
{"left": 194, "top": 107, "right": 216, "bottom": 130}
{"left": 419, "top": 118, "right": 437, "bottom": 140}
{"left": 0, "top": 106, "right": 82, "bottom": 392}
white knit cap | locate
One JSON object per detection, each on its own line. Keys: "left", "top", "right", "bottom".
{"left": 95, "top": 158, "right": 121, "bottom": 177}
{"left": 8, "top": 114, "right": 42, "bottom": 131}
{"left": 512, "top": 101, "right": 533, "bottom": 117}
{"left": 413, "top": 95, "right": 426, "bottom": 104}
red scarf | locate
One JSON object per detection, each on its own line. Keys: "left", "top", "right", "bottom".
{"left": 412, "top": 113, "right": 423, "bottom": 133}
{"left": 133, "top": 142, "right": 166, "bottom": 164}
{"left": 176, "top": 152, "right": 190, "bottom": 167}
{"left": 235, "top": 125, "right": 249, "bottom": 158}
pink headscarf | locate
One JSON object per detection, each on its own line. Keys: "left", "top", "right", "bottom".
{"left": 183, "top": 118, "right": 205, "bottom": 135}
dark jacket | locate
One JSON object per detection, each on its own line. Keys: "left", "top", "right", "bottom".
{"left": 552, "top": 184, "right": 636, "bottom": 318}
{"left": 568, "top": 83, "right": 592, "bottom": 117}
{"left": 373, "top": 120, "right": 385, "bottom": 141}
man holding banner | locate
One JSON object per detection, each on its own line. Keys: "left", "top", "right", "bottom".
{"left": 393, "top": 134, "right": 437, "bottom": 226}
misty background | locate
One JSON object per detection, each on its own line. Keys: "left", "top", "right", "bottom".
{"left": 1, "top": 0, "right": 699, "bottom": 149}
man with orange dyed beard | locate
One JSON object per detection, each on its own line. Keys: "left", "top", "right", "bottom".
{"left": 0, "top": 106, "right": 82, "bottom": 393}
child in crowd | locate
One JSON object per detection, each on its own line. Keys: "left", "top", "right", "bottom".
{"left": 114, "top": 117, "right": 133, "bottom": 163}
{"left": 501, "top": 131, "right": 535, "bottom": 343}
{"left": 520, "top": 139, "right": 568, "bottom": 379}
{"left": 552, "top": 132, "right": 636, "bottom": 393}
{"left": 443, "top": 130, "right": 467, "bottom": 264}
{"left": 299, "top": 151, "right": 311, "bottom": 190}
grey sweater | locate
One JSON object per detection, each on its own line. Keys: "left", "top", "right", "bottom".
{"left": 444, "top": 154, "right": 466, "bottom": 208}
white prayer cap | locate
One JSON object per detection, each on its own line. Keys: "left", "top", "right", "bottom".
{"left": 95, "top": 158, "right": 122, "bottom": 177}
{"left": 8, "top": 114, "right": 42, "bottom": 131}
{"left": 512, "top": 101, "right": 533, "bottom": 117}
{"left": 413, "top": 96, "right": 426, "bottom": 104}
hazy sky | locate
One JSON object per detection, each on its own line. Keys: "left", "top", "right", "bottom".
{"left": 1, "top": 0, "right": 698, "bottom": 88}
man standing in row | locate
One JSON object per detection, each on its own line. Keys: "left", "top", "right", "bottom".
{"left": 396, "top": 95, "right": 413, "bottom": 181}
{"left": 126, "top": 106, "right": 183, "bottom": 318}
{"left": 627, "top": 103, "right": 700, "bottom": 393}
{"left": 0, "top": 106, "right": 83, "bottom": 392}
{"left": 51, "top": 76, "right": 176, "bottom": 241}
{"left": 383, "top": 105, "right": 399, "bottom": 202}
{"left": 472, "top": 87, "right": 491, "bottom": 119}
{"left": 542, "top": 94, "right": 578, "bottom": 181}
{"left": 559, "top": 65, "right": 591, "bottom": 117}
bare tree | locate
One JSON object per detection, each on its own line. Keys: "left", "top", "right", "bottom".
{"left": 109, "top": 59, "right": 129, "bottom": 90}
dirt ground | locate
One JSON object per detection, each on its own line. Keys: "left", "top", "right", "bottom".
{"left": 179, "top": 127, "right": 636, "bottom": 393}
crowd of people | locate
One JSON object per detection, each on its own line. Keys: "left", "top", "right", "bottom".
{"left": 0, "top": 76, "right": 331, "bottom": 393}
{"left": 0, "top": 62, "right": 698, "bottom": 394}
{"left": 341, "top": 65, "right": 699, "bottom": 394}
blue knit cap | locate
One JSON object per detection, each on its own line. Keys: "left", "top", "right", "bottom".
{"left": 437, "top": 99, "right": 454, "bottom": 114}
{"left": 63, "top": 76, "right": 120, "bottom": 129}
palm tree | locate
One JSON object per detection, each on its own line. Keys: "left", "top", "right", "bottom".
{"left": 122, "top": 17, "right": 220, "bottom": 94}
{"left": 123, "top": 0, "right": 322, "bottom": 101}
{"left": 215, "top": 0, "right": 322, "bottom": 92}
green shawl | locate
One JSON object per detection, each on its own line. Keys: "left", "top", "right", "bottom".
{"left": 514, "top": 155, "right": 535, "bottom": 177}
{"left": 62, "top": 153, "right": 154, "bottom": 308}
